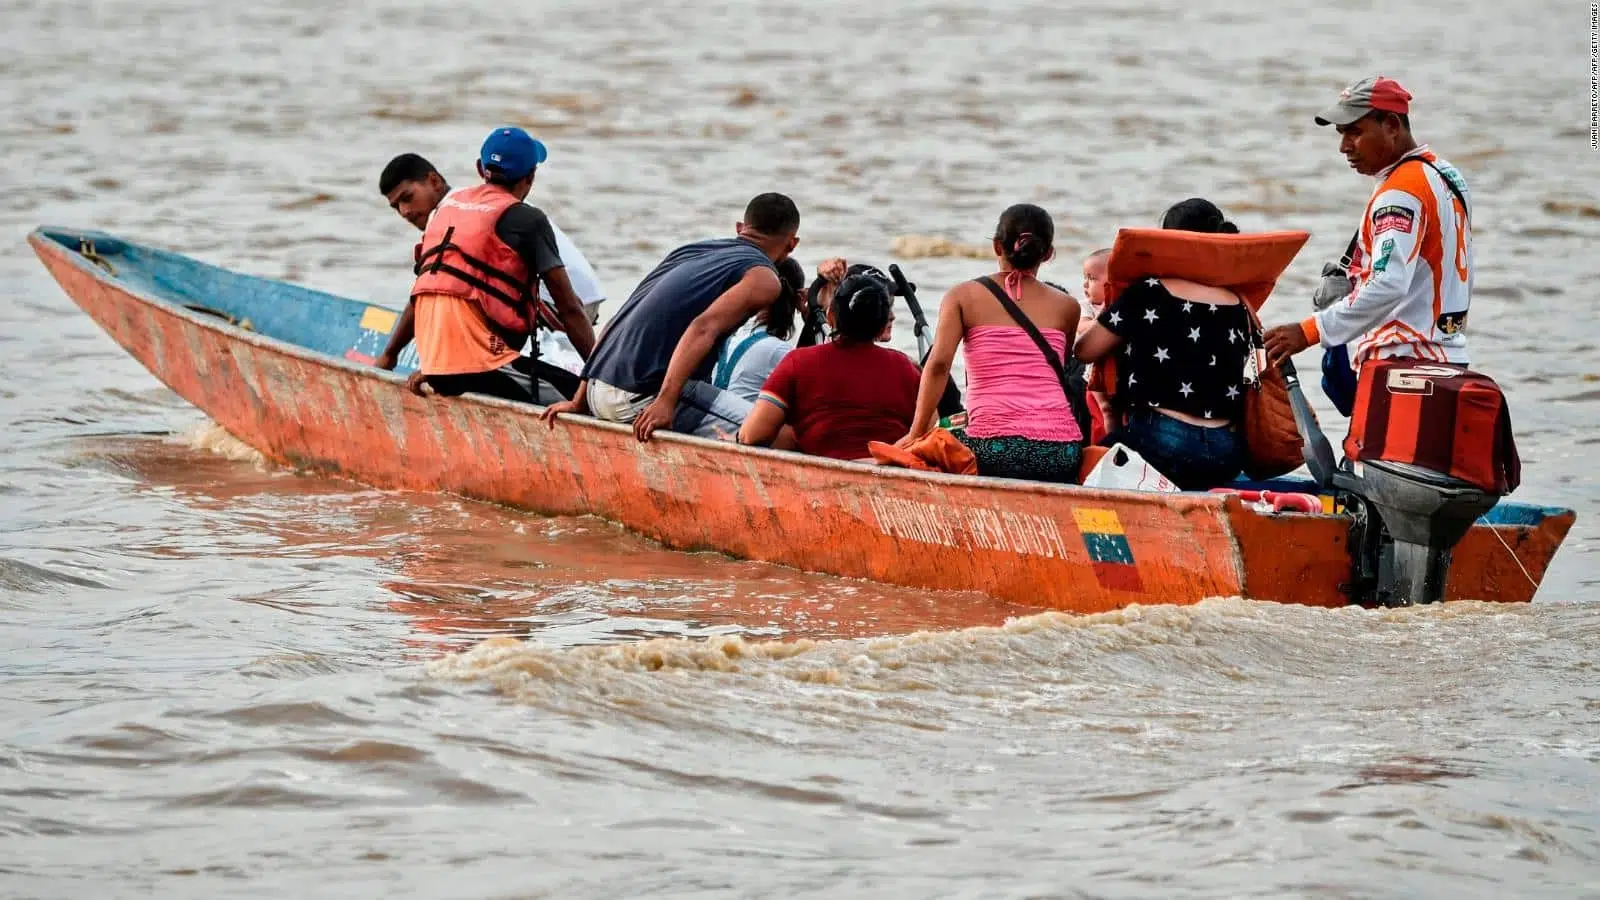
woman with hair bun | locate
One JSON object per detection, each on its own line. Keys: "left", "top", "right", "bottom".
{"left": 737, "top": 268, "right": 922, "bottom": 460}
{"left": 900, "top": 203, "right": 1086, "bottom": 483}
{"left": 1161, "top": 197, "right": 1241, "bottom": 234}
{"left": 1075, "top": 198, "right": 1252, "bottom": 489}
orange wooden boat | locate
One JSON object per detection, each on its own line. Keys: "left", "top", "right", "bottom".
{"left": 28, "top": 227, "right": 1576, "bottom": 614}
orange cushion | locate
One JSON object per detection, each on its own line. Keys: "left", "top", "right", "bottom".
{"left": 1105, "top": 227, "right": 1311, "bottom": 313}
{"left": 867, "top": 429, "right": 978, "bottom": 475}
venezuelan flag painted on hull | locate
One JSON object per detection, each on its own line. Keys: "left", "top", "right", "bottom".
{"left": 1073, "top": 508, "right": 1143, "bottom": 593}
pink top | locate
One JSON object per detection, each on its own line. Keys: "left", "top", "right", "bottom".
{"left": 962, "top": 325, "right": 1083, "bottom": 442}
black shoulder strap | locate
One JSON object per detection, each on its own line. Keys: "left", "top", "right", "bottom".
{"left": 974, "top": 277, "right": 1092, "bottom": 435}
{"left": 975, "top": 276, "right": 1078, "bottom": 401}
{"left": 1342, "top": 156, "right": 1470, "bottom": 269}
{"left": 1339, "top": 231, "right": 1360, "bottom": 270}
{"left": 1416, "top": 157, "right": 1470, "bottom": 225}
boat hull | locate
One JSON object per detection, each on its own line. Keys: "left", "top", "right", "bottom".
{"left": 29, "top": 229, "right": 1575, "bottom": 614}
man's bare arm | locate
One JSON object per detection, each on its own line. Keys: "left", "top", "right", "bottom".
{"left": 542, "top": 267, "right": 596, "bottom": 359}
{"left": 632, "top": 265, "right": 781, "bottom": 441}
{"left": 376, "top": 298, "right": 416, "bottom": 370}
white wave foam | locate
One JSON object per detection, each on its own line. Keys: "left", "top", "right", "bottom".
{"left": 176, "top": 420, "right": 268, "bottom": 468}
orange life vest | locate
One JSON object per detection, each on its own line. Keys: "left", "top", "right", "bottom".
{"left": 410, "top": 184, "right": 536, "bottom": 346}
{"left": 1087, "top": 228, "right": 1311, "bottom": 404}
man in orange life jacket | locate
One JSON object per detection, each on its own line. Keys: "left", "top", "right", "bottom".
{"left": 398, "top": 127, "right": 598, "bottom": 404}
{"left": 375, "top": 152, "right": 606, "bottom": 375}
{"left": 1264, "top": 77, "right": 1473, "bottom": 380}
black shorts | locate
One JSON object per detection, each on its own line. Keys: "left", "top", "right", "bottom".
{"left": 426, "top": 356, "right": 579, "bottom": 405}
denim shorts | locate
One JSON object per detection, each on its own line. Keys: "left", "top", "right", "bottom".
{"left": 589, "top": 379, "right": 753, "bottom": 441}
{"left": 1106, "top": 408, "right": 1244, "bottom": 491}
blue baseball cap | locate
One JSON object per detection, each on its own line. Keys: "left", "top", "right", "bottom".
{"left": 479, "top": 126, "right": 548, "bottom": 180}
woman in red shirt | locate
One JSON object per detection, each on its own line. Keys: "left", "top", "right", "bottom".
{"left": 737, "top": 270, "right": 922, "bottom": 460}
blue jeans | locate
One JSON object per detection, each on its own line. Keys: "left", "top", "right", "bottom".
{"left": 1321, "top": 344, "right": 1357, "bottom": 417}
{"left": 1106, "top": 408, "right": 1244, "bottom": 491}
{"left": 673, "top": 379, "right": 754, "bottom": 439}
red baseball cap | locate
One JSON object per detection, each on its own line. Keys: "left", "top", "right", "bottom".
{"left": 1314, "top": 76, "right": 1413, "bottom": 126}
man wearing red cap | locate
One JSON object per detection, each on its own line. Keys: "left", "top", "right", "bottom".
{"left": 1265, "top": 76, "right": 1473, "bottom": 378}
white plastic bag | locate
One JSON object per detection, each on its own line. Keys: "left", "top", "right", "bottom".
{"left": 1081, "top": 443, "right": 1180, "bottom": 493}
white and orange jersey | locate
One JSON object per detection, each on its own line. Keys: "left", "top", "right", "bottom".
{"left": 1312, "top": 146, "right": 1473, "bottom": 367}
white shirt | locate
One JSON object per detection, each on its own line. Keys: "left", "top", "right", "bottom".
{"left": 533, "top": 218, "right": 605, "bottom": 374}
{"left": 544, "top": 221, "right": 605, "bottom": 306}
{"left": 530, "top": 221, "right": 603, "bottom": 375}
{"left": 711, "top": 319, "right": 793, "bottom": 403}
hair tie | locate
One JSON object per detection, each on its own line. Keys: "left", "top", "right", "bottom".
{"left": 1013, "top": 233, "right": 1036, "bottom": 252}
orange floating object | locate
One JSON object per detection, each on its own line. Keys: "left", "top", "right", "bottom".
{"left": 1089, "top": 227, "right": 1312, "bottom": 401}
{"left": 1104, "top": 227, "right": 1312, "bottom": 314}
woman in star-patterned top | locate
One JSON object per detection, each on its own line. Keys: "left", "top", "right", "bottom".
{"left": 1075, "top": 199, "right": 1252, "bottom": 490}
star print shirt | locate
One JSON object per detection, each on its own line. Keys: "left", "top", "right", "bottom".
{"left": 1098, "top": 278, "right": 1252, "bottom": 421}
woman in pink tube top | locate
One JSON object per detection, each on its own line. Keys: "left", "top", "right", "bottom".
{"left": 899, "top": 203, "right": 1085, "bottom": 483}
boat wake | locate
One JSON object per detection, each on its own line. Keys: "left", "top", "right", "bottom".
{"left": 426, "top": 597, "right": 1539, "bottom": 721}
{"left": 177, "top": 419, "right": 268, "bottom": 467}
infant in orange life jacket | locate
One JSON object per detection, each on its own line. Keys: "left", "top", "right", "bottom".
{"left": 1079, "top": 248, "right": 1110, "bottom": 337}
{"left": 1080, "top": 248, "right": 1113, "bottom": 436}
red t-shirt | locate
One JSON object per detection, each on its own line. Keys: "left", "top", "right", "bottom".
{"left": 758, "top": 341, "right": 922, "bottom": 460}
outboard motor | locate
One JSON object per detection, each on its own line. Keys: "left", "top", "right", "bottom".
{"left": 1329, "top": 361, "right": 1520, "bottom": 608}
{"left": 1334, "top": 462, "right": 1500, "bottom": 607}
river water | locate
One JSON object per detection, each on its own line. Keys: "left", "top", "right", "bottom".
{"left": 3, "top": 0, "right": 1598, "bottom": 896}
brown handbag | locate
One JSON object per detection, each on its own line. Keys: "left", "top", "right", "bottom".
{"left": 1240, "top": 306, "right": 1308, "bottom": 480}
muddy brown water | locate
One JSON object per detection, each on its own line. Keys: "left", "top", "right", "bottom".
{"left": 2, "top": 0, "right": 1597, "bottom": 896}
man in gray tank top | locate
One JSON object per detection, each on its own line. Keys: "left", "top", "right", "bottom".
{"left": 542, "top": 193, "right": 801, "bottom": 441}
